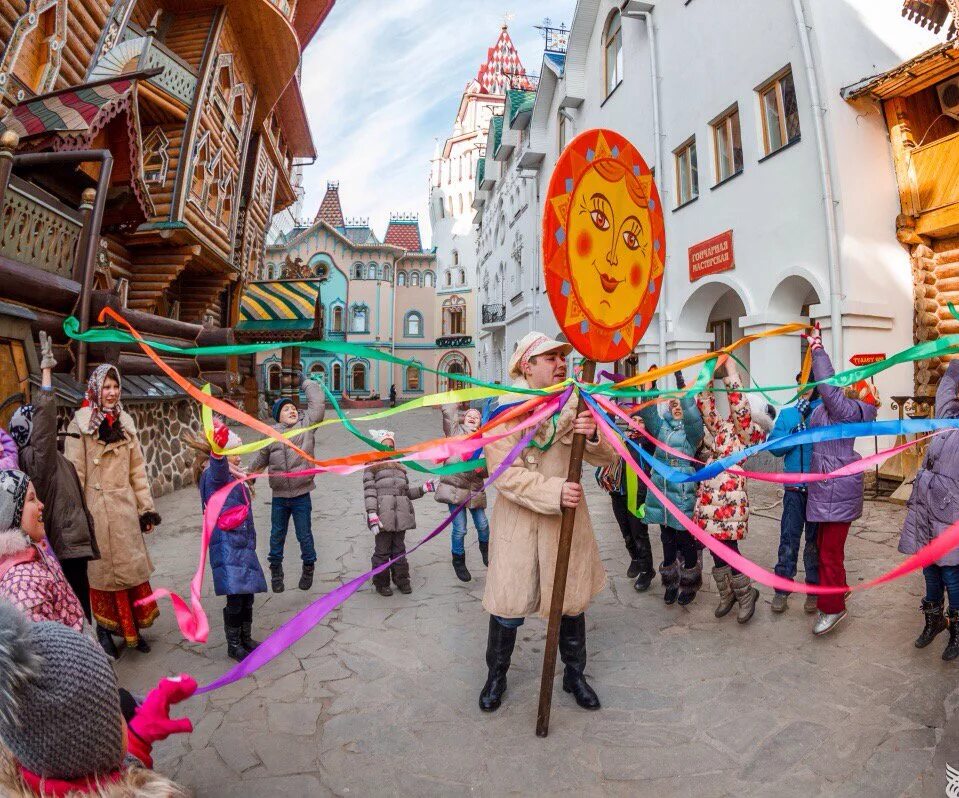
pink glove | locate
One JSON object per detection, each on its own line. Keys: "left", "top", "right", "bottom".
{"left": 424, "top": 479, "right": 438, "bottom": 493}
{"left": 212, "top": 422, "right": 230, "bottom": 455}
{"left": 367, "top": 512, "right": 381, "bottom": 531}
{"left": 126, "top": 674, "right": 197, "bottom": 768}
{"left": 804, "top": 322, "right": 823, "bottom": 351}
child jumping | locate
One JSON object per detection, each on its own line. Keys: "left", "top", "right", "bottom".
{"left": 249, "top": 377, "right": 325, "bottom": 593}
{"left": 364, "top": 429, "right": 436, "bottom": 596}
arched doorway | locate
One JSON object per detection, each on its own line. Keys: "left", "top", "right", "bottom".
{"left": 438, "top": 351, "right": 471, "bottom": 392}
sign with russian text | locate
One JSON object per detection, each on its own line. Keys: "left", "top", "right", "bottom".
{"left": 850, "top": 353, "right": 886, "bottom": 366}
{"left": 688, "top": 230, "right": 734, "bottom": 282}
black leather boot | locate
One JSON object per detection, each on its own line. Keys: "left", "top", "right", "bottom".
{"left": 478, "top": 541, "right": 489, "bottom": 567}
{"left": 452, "top": 553, "right": 472, "bottom": 582}
{"left": 915, "top": 600, "right": 947, "bottom": 648}
{"left": 479, "top": 616, "right": 517, "bottom": 712}
{"left": 660, "top": 560, "right": 680, "bottom": 605}
{"left": 559, "top": 614, "right": 600, "bottom": 710}
{"left": 223, "top": 607, "right": 247, "bottom": 662}
{"left": 270, "top": 562, "right": 284, "bottom": 593}
{"left": 96, "top": 625, "right": 118, "bottom": 660}
{"left": 632, "top": 529, "right": 655, "bottom": 592}
{"left": 944, "top": 609, "right": 959, "bottom": 662}
{"left": 624, "top": 531, "right": 643, "bottom": 579}
{"left": 241, "top": 603, "right": 261, "bottom": 650}
{"left": 298, "top": 563, "right": 315, "bottom": 591}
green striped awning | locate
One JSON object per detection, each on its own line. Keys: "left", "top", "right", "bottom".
{"left": 238, "top": 280, "right": 320, "bottom": 331}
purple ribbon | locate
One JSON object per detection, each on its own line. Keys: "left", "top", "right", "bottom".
{"left": 196, "top": 387, "right": 571, "bottom": 693}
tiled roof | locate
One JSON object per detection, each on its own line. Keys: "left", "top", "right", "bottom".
{"left": 343, "top": 225, "right": 378, "bottom": 246}
{"left": 383, "top": 219, "right": 422, "bottom": 251}
{"left": 476, "top": 25, "right": 534, "bottom": 95}
{"left": 475, "top": 158, "right": 485, "bottom": 192}
{"left": 314, "top": 182, "right": 345, "bottom": 227}
{"left": 491, "top": 115, "right": 503, "bottom": 153}
{"left": 544, "top": 51, "right": 566, "bottom": 75}
{"left": 508, "top": 90, "right": 536, "bottom": 125}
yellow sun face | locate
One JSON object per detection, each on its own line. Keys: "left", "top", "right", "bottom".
{"left": 567, "top": 165, "right": 653, "bottom": 330}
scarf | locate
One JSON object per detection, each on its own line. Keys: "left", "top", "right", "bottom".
{"left": 81, "top": 364, "right": 123, "bottom": 435}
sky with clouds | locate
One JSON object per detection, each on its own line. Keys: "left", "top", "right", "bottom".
{"left": 293, "top": 0, "right": 576, "bottom": 247}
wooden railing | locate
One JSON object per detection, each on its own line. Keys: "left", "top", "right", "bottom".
{"left": 0, "top": 175, "right": 81, "bottom": 280}
{"left": 121, "top": 24, "right": 198, "bottom": 106}
{"left": 911, "top": 131, "right": 959, "bottom": 215}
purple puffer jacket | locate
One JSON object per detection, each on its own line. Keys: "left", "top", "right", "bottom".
{"left": 899, "top": 360, "right": 959, "bottom": 566}
{"left": 806, "top": 348, "right": 878, "bottom": 524}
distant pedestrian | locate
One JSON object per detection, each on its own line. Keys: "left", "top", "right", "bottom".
{"left": 390, "top": 384, "right": 397, "bottom": 407}
{"left": 65, "top": 364, "right": 161, "bottom": 658}
{"left": 900, "top": 358, "right": 959, "bottom": 660}
{"left": 249, "top": 376, "right": 325, "bottom": 593}
{"left": 364, "top": 429, "right": 436, "bottom": 596}
{"left": 804, "top": 324, "right": 878, "bottom": 636}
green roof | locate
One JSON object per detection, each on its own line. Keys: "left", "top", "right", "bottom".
{"left": 491, "top": 115, "right": 503, "bottom": 154}
{"left": 475, "top": 158, "right": 486, "bottom": 191}
{"left": 507, "top": 90, "right": 536, "bottom": 125}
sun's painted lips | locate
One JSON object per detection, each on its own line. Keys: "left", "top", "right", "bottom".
{"left": 599, "top": 272, "right": 622, "bottom": 293}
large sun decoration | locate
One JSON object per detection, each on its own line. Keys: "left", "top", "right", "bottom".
{"left": 543, "top": 128, "right": 666, "bottom": 363}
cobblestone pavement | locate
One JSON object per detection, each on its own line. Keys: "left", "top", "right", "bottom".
{"left": 116, "top": 409, "right": 958, "bottom": 797}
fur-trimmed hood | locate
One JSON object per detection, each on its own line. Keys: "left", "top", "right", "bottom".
{"left": 0, "top": 529, "right": 32, "bottom": 561}
{"left": 71, "top": 408, "right": 136, "bottom": 439}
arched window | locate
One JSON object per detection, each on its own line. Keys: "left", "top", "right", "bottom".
{"left": 351, "top": 304, "right": 369, "bottom": 333}
{"left": 458, "top": 195, "right": 464, "bottom": 214}
{"left": 410, "top": 271, "right": 420, "bottom": 287}
{"left": 353, "top": 262, "right": 364, "bottom": 279}
{"left": 405, "top": 364, "right": 421, "bottom": 391}
{"left": 404, "top": 311, "right": 423, "bottom": 337}
{"left": 331, "top": 362, "right": 342, "bottom": 392}
{"left": 397, "top": 271, "right": 407, "bottom": 286}
{"left": 452, "top": 250, "right": 459, "bottom": 266}
{"left": 350, "top": 362, "right": 367, "bottom": 392}
{"left": 368, "top": 263, "right": 377, "bottom": 279}
{"left": 604, "top": 10, "right": 623, "bottom": 98}
{"left": 424, "top": 271, "right": 435, "bottom": 288}
{"left": 443, "top": 295, "right": 467, "bottom": 336}
{"left": 309, "top": 362, "right": 326, "bottom": 385}
{"left": 445, "top": 270, "right": 452, "bottom": 287}
{"left": 382, "top": 265, "right": 392, "bottom": 281}
{"left": 267, "top": 363, "right": 281, "bottom": 392}
{"left": 331, "top": 304, "right": 344, "bottom": 332}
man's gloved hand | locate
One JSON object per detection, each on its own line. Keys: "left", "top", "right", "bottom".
{"left": 126, "top": 674, "right": 197, "bottom": 768}
{"left": 39, "top": 331, "right": 57, "bottom": 370}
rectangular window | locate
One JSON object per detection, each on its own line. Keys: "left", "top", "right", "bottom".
{"left": 711, "top": 106, "right": 743, "bottom": 182}
{"left": 604, "top": 15, "right": 623, "bottom": 98}
{"left": 558, "top": 111, "right": 568, "bottom": 153}
{"left": 674, "top": 138, "right": 698, "bottom": 207}
{"left": 709, "top": 319, "right": 732, "bottom": 352}
{"left": 758, "top": 68, "right": 800, "bottom": 156}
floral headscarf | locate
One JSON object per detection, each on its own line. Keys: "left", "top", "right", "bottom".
{"left": 81, "top": 364, "right": 123, "bottom": 434}
{"left": 0, "top": 469, "right": 29, "bottom": 531}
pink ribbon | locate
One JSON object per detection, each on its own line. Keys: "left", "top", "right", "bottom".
{"left": 590, "top": 403, "right": 959, "bottom": 596}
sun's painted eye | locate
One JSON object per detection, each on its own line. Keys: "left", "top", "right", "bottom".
{"left": 590, "top": 209, "right": 610, "bottom": 231}
{"left": 623, "top": 230, "right": 640, "bottom": 250}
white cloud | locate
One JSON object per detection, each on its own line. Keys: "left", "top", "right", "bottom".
{"left": 295, "top": 0, "right": 576, "bottom": 246}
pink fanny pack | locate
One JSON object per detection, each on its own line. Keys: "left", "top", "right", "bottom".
{"left": 217, "top": 504, "right": 249, "bottom": 531}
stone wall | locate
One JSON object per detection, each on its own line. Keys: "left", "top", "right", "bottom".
{"left": 58, "top": 398, "right": 202, "bottom": 498}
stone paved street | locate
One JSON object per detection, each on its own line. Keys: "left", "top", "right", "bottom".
{"left": 117, "top": 409, "right": 958, "bottom": 797}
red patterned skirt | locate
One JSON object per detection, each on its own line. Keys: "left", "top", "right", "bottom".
{"left": 90, "top": 583, "right": 159, "bottom": 647}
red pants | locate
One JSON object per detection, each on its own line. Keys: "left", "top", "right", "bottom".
{"left": 816, "top": 522, "right": 851, "bottom": 614}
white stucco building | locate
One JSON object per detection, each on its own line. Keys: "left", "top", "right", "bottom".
{"left": 474, "top": 0, "right": 944, "bottom": 403}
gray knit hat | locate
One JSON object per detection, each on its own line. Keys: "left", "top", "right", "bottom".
{"left": 0, "top": 600, "right": 124, "bottom": 779}
{"left": 0, "top": 469, "right": 29, "bottom": 532}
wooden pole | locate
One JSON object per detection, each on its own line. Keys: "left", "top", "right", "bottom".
{"left": 536, "top": 358, "right": 595, "bottom": 738}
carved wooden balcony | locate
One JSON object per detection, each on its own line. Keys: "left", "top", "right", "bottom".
{"left": 121, "top": 23, "right": 198, "bottom": 106}
{"left": 911, "top": 130, "right": 959, "bottom": 236}
{"left": 0, "top": 176, "right": 81, "bottom": 280}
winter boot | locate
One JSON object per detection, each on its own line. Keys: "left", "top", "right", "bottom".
{"left": 298, "top": 563, "right": 315, "bottom": 591}
{"left": 804, "top": 592, "right": 819, "bottom": 614}
{"left": 712, "top": 565, "right": 735, "bottom": 618}
{"left": 395, "top": 580, "right": 413, "bottom": 595}
{"left": 731, "top": 572, "right": 760, "bottom": 624}
{"left": 631, "top": 530, "right": 655, "bottom": 592}
{"left": 623, "top": 531, "right": 643, "bottom": 579}
{"left": 223, "top": 607, "right": 247, "bottom": 662}
{"left": 479, "top": 616, "right": 517, "bottom": 712}
{"left": 96, "top": 625, "right": 118, "bottom": 660}
{"left": 944, "top": 609, "right": 959, "bottom": 662}
{"left": 559, "top": 614, "right": 601, "bottom": 710}
{"left": 677, "top": 561, "right": 703, "bottom": 606}
{"left": 479, "top": 540, "right": 489, "bottom": 567}
{"left": 452, "top": 553, "right": 472, "bottom": 582}
{"left": 133, "top": 635, "right": 151, "bottom": 654}
{"left": 660, "top": 560, "right": 680, "bottom": 605}
{"left": 241, "top": 604, "right": 261, "bottom": 651}
{"left": 270, "top": 562, "right": 284, "bottom": 593}
{"left": 375, "top": 583, "right": 393, "bottom": 597}
{"left": 915, "top": 600, "right": 947, "bottom": 648}
{"left": 771, "top": 592, "right": 789, "bottom": 614}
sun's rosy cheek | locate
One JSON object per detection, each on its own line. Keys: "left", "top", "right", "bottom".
{"left": 576, "top": 230, "right": 592, "bottom": 259}
{"left": 629, "top": 263, "right": 642, "bottom": 288}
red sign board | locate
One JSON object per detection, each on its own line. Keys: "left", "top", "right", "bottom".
{"left": 850, "top": 353, "right": 885, "bottom": 366}
{"left": 689, "top": 230, "right": 734, "bottom": 282}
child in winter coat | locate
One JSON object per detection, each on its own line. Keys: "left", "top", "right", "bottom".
{"left": 249, "top": 378, "right": 325, "bottom": 594}
{"left": 190, "top": 423, "right": 268, "bottom": 662}
{"left": 638, "top": 371, "right": 705, "bottom": 605}
{"left": 0, "top": 469, "right": 84, "bottom": 631}
{"left": 695, "top": 356, "right": 776, "bottom": 624}
{"left": 0, "top": 599, "right": 193, "bottom": 797}
{"left": 365, "top": 430, "right": 436, "bottom": 596}
{"left": 435, "top": 404, "right": 489, "bottom": 583}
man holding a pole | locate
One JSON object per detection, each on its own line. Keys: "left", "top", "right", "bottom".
{"left": 478, "top": 332, "right": 617, "bottom": 713}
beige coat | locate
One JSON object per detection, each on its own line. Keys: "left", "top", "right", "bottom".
{"left": 65, "top": 408, "right": 156, "bottom": 592}
{"left": 482, "top": 391, "right": 617, "bottom": 619}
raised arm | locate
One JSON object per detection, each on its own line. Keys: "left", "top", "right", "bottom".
{"left": 63, "top": 418, "right": 86, "bottom": 490}
{"left": 302, "top": 378, "right": 326, "bottom": 425}
{"left": 811, "top": 347, "right": 862, "bottom": 423}
{"left": 680, "top": 395, "right": 704, "bottom": 450}
{"left": 696, "top": 387, "right": 723, "bottom": 438}
{"left": 440, "top": 403, "right": 459, "bottom": 437}
{"left": 25, "top": 389, "right": 59, "bottom": 491}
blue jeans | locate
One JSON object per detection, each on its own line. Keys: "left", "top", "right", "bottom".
{"left": 774, "top": 489, "right": 819, "bottom": 594}
{"left": 923, "top": 564, "right": 959, "bottom": 608}
{"left": 448, "top": 504, "right": 490, "bottom": 556}
{"left": 268, "top": 494, "right": 316, "bottom": 565}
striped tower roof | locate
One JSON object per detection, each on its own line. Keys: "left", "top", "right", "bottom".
{"left": 476, "top": 24, "right": 534, "bottom": 95}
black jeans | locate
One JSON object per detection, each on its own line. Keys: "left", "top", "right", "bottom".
{"left": 660, "top": 525, "right": 698, "bottom": 569}
{"left": 611, "top": 492, "right": 651, "bottom": 561}
{"left": 710, "top": 539, "right": 742, "bottom": 575}
{"left": 60, "top": 557, "right": 91, "bottom": 622}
